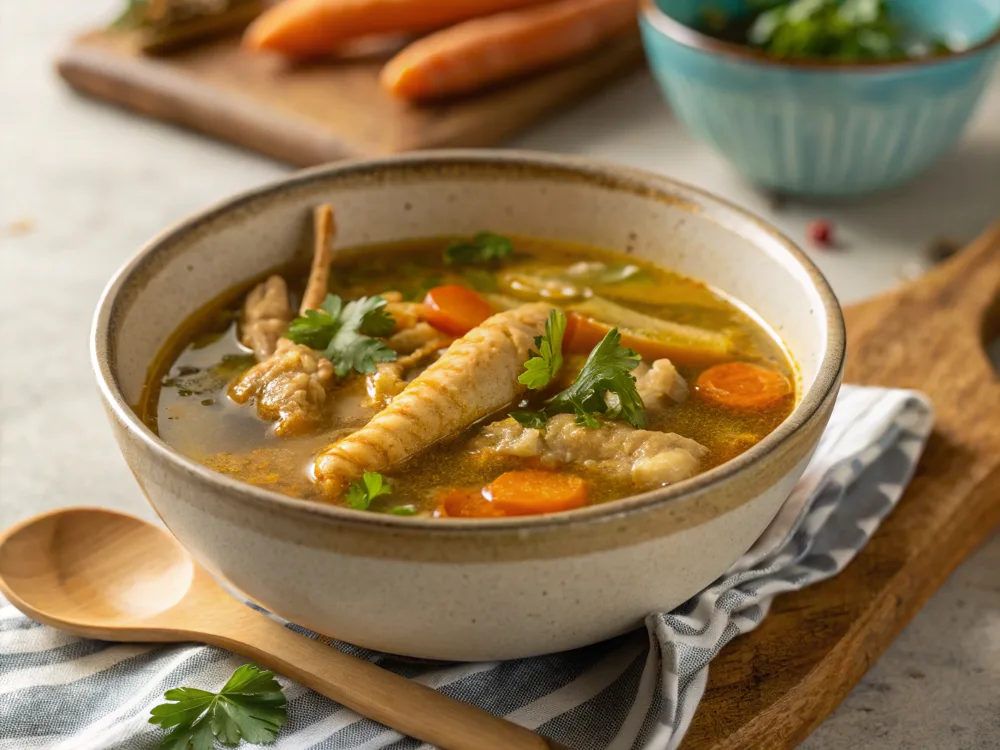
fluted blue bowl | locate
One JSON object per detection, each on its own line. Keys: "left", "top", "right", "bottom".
{"left": 640, "top": 0, "right": 1000, "bottom": 197}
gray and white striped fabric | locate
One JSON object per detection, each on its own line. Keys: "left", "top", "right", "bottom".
{"left": 0, "top": 385, "right": 933, "bottom": 750}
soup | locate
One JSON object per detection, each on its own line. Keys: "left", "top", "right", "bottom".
{"left": 142, "top": 205, "right": 795, "bottom": 518}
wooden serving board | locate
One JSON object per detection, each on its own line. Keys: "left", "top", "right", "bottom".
{"left": 56, "top": 28, "right": 644, "bottom": 166}
{"left": 683, "top": 223, "right": 1000, "bottom": 749}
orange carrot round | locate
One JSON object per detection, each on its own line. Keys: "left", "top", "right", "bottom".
{"left": 423, "top": 285, "right": 493, "bottom": 336}
{"left": 485, "top": 470, "right": 589, "bottom": 516}
{"left": 695, "top": 362, "right": 792, "bottom": 411}
{"left": 438, "top": 488, "right": 504, "bottom": 518}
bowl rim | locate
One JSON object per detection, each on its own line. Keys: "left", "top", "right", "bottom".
{"left": 92, "top": 150, "right": 846, "bottom": 536}
{"left": 639, "top": 0, "right": 1000, "bottom": 72}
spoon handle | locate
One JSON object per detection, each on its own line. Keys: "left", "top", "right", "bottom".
{"left": 202, "top": 607, "right": 569, "bottom": 750}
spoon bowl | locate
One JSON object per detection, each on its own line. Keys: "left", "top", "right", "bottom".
{"left": 0, "top": 508, "right": 195, "bottom": 632}
{"left": 0, "top": 508, "right": 566, "bottom": 750}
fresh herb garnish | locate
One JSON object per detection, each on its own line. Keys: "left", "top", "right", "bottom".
{"left": 346, "top": 472, "right": 393, "bottom": 510}
{"left": 511, "top": 327, "right": 645, "bottom": 430}
{"left": 517, "top": 310, "right": 566, "bottom": 390}
{"left": 549, "top": 328, "right": 644, "bottom": 428}
{"left": 149, "top": 664, "right": 287, "bottom": 750}
{"left": 444, "top": 232, "right": 513, "bottom": 266}
{"left": 704, "top": 0, "right": 953, "bottom": 62}
{"left": 387, "top": 505, "right": 418, "bottom": 516}
{"left": 285, "top": 294, "right": 397, "bottom": 377}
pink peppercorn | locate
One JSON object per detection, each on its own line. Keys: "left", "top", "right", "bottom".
{"left": 808, "top": 220, "right": 834, "bottom": 247}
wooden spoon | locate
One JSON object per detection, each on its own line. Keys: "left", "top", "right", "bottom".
{"left": 0, "top": 507, "right": 568, "bottom": 750}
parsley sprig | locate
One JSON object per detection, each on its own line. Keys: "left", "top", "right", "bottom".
{"left": 149, "top": 664, "right": 287, "bottom": 750}
{"left": 346, "top": 471, "right": 393, "bottom": 510}
{"left": 443, "top": 232, "right": 513, "bottom": 266}
{"left": 517, "top": 310, "right": 566, "bottom": 390}
{"left": 285, "top": 294, "right": 397, "bottom": 377}
{"left": 511, "top": 327, "right": 645, "bottom": 430}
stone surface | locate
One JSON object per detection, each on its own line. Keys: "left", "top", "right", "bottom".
{"left": 1, "top": 1, "right": 998, "bottom": 747}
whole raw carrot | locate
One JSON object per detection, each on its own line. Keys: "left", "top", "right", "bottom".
{"left": 381, "top": 0, "right": 637, "bottom": 102}
{"left": 244, "top": 0, "right": 549, "bottom": 58}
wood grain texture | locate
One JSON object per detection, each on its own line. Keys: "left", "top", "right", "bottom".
{"left": 682, "top": 223, "right": 1000, "bottom": 749}
{"left": 55, "top": 28, "right": 644, "bottom": 166}
{"left": 0, "top": 508, "right": 569, "bottom": 750}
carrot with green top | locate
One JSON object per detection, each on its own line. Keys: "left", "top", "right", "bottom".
{"left": 381, "top": 0, "right": 638, "bottom": 102}
{"left": 244, "top": 0, "right": 549, "bottom": 58}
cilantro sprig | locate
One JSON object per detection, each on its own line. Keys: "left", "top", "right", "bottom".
{"left": 511, "top": 327, "right": 645, "bottom": 430}
{"left": 149, "top": 664, "right": 287, "bottom": 750}
{"left": 285, "top": 294, "right": 397, "bottom": 377}
{"left": 443, "top": 232, "right": 513, "bottom": 266}
{"left": 346, "top": 472, "right": 393, "bottom": 510}
{"left": 517, "top": 310, "right": 566, "bottom": 390}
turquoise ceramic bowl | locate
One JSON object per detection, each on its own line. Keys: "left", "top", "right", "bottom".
{"left": 640, "top": 0, "right": 1000, "bottom": 197}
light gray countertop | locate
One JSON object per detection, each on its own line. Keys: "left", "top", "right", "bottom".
{"left": 2, "top": 2, "right": 998, "bottom": 747}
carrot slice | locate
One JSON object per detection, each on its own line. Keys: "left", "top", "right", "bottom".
{"left": 244, "top": 0, "right": 548, "bottom": 58}
{"left": 694, "top": 362, "right": 792, "bottom": 411}
{"left": 380, "top": 0, "right": 637, "bottom": 102}
{"left": 423, "top": 285, "right": 493, "bottom": 337}
{"left": 485, "top": 470, "right": 589, "bottom": 516}
{"left": 438, "top": 488, "right": 504, "bottom": 518}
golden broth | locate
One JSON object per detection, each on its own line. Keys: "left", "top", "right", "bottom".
{"left": 143, "top": 236, "right": 795, "bottom": 515}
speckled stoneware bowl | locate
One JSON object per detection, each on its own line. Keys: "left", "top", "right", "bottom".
{"left": 93, "top": 151, "right": 845, "bottom": 661}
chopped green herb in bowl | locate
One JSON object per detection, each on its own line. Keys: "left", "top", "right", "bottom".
{"left": 640, "top": 0, "right": 1000, "bottom": 195}
{"left": 701, "top": 0, "right": 954, "bottom": 62}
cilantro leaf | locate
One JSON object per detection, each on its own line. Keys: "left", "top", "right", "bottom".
{"left": 349, "top": 296, "right": 396, "bottom": 338}
{"left": 346, "top": 472, "right": 393, "bottom": 510}
{"left": 286, "top": 309, "right": 338, "bottom": 350}
{"left": 150, "top": 664, "right": 287, "bottom": 750}
{"left": 518, "top": 310, "right": 566, "bottom": 390}
{"left": 444, "top": 232, "right": 513, "bottom": 266}
{"left": 387, "top": 504, "right": 418, "bottom": 516}
{"left": 285, "top": 294, "right": 398, "bottom": 377}
{"left": 160, "top": 719, "right": 215, "bottom": 750}
{"left": 548, "top": 327, "right": 645, "bottom": 429}
{"left": 511, "top": 327, "right": 645, "bottom": 431}
{"left": 327, "top": 330, "right": 397, "bottom": 377}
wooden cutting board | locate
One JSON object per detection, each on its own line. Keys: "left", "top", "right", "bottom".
{"left": 683, "top": 223, "right": 1000, "bottom": 748}
{"left": 56, "top": 28, "right": 644, "bottom": 166}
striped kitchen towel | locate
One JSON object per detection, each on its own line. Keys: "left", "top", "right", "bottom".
{"left": 0, "top": 384, "right": 933, "bottom": 750}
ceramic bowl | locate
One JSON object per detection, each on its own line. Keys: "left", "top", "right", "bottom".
{"left": 640, "top": 0, "right": 1000, "bottom": 197}
{"left": 92, "top": 151, "right": 844, "bottom": 661}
